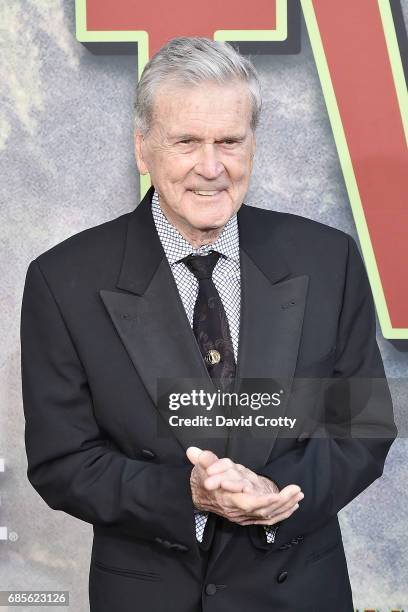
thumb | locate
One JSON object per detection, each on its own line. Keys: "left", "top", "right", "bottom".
{"left": 186, "top": 447, "right": 219, "bottom": 468}
{"left": 186, "top": 446, "right": 203, "bottom": 465}
{"left": 197, "top": 449, "right": 219, "bottom": 469}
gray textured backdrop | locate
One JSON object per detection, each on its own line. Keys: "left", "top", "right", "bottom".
{"left": 1, "top": 1, "right": 407, "bottom": 610}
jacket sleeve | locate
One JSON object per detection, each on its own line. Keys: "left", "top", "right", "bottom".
{"left": 256, "top": 235, "right": 398, "bottom": 546}
{"left": 20, "top": 259, "right": 196, "bottom": 549}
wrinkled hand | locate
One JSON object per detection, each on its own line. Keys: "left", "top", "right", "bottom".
{"left": 186, "top": 447, "right": 304, "bottom": 526}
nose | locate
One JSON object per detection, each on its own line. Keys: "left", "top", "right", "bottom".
{"left": 194, "top": 143, "right": 224, "bottom": 180}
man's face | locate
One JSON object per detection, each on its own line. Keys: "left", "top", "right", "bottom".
{"left": 134, "top": 79, "right": 256, "bottom": 243}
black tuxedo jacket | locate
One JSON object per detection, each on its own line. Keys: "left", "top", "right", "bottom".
{"left": 20, "top": 186, "right": 397, "bottom": 612}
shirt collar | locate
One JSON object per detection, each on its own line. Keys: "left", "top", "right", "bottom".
{"left": 151, "top": 188, "right": 240, "bottom": 265}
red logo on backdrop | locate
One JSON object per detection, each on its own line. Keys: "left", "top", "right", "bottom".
{"left": 76, "top": 0, "right": 408, "bottom": 339}
{"left": 82, "top": 0, "right": 293, "bottom": 56}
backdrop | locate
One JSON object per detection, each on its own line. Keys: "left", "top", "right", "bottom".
{"left": 1, "top": 1, "right": 407, "bottom": 610}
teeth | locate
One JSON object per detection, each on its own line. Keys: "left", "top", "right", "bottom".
{"left": 192, "top": 190, "right": 219, "bottom": 196}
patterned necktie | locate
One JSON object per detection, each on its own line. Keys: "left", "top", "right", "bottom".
{"left": 182, "top": 251, "right": 236, "bottom": 392}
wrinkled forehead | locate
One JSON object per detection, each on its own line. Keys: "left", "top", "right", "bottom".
{"left": 149, "top": 78, "right": 253, "bottom": 136}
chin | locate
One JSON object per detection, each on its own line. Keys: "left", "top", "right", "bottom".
{"left": 190, "top": 206, "right": 234, "bottom": 229}
{"left": 190, "top": 214, "right": 229, "bottom": 231}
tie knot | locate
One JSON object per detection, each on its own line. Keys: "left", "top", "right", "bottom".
{"left": 182, "top": 251, "right": 221, "bottom": 280}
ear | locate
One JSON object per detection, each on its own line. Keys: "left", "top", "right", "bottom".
{"left": 248, "top": 132, "right": 256, "bottom": 173}
{"left": 251, "top": 131, "right": 256, "bottom": 159}
{"left": 134, "top": 131, "right": 150, "bottom": 175}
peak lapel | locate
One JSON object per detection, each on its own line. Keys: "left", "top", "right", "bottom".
{"left": 205, "top": 204, "right": 309, "bottom": 575}
{"left": 99, "top": 186, "right": 228, "bottom": 458}
{"left": 225, "top": 204, "right": 309, "bottom": 470}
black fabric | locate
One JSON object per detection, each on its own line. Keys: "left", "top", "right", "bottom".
{"left": 20, "top": 185, "right": 397, "bottom": 612}
{"left": 182, "top": 251, "right": 236, "bottom": 393}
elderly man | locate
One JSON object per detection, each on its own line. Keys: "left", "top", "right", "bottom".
{"left": 21, "top": 37, "right": 397, "bottom": 612}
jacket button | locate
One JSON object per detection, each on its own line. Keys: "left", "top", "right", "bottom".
{"left": 205, "top": 583, "right": 217, "bottom": 595}
{"left": 141, "top": 449, "right": 156, "bottom": 459}
{"left": 277, "top": 571, "right": 288, "bottom": 583}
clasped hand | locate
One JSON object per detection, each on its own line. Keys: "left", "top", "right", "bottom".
{"left": 186, "top": 446, "right": 304, "bottom": 526}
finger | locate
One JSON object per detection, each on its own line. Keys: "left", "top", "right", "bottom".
{"left": 205, "top": 457, "right": 235, "bottom": 476}
{"left": 204, "top": 468, "right": 243, "bottom": 490}
{"left": 242, "top": 480, "right": 254, "bottom": 494}
{"left": 225, "top": 486, "right": 302, "bottom": 515}
{"left": 186, "top": 447, "right": 203, "bottom": 465}
{"left": 197, "top": 450, "right": 220, "bottom": 469}
{"left": 225, "top": 490, "right": 302, "bottom": 520}
{"left": 224, "top": 508, "right": 257, "bottom": 520}
{"left": 240, "top": 503, "right": 300, "bottom": 526}
{"left": 253, "top": 491, "right": 304, "bottom": 520}
{"left": 249, "top": 502, "right": 300, "bottom": 525}
{"left": 219, "top": 478, "right": 253, "bottom": 493}
{"left": 251, "top": 490, "right": 304, "bottom": 518}
{"left": 280, "top": 484, "right": 302, "bottom": 497}
{"left": 207, "top": 463, "right": 258, "bottom": 490}
{"left": 233, "top": 491, "right": 282, "bottom": 513}
{"left": 266, "top": 487, "right": 304, "bottom": 513}
{"left": 247, "top": 485, "right": 302, "bottom": 513}
{"left": 228, "top": 464, "right": 260, "bottom": 486}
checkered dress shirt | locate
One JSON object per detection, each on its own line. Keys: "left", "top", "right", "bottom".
{"left": 151, "top": 189, "right": 278, "bottom": 544}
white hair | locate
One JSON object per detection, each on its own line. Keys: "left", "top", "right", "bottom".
{"left": 134, "top": 36, "right": 262, "bottom": 134}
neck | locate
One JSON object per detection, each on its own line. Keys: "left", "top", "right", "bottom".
{"left": 157, "top": 197, "right": 225, "bottom": 249}
{"left": 180, "top": 227, "right": 223, "bottom": 250}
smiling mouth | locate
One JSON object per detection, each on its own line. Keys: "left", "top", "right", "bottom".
{"left": 190, "top": 189, "right": 224, "bottom": 197}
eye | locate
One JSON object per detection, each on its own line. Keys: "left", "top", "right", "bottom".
{"left": 179, "top": 139, "right": 193, "bottom": 144}
{"left": 220, "top": 139, "right": 240, "bottom": 146}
